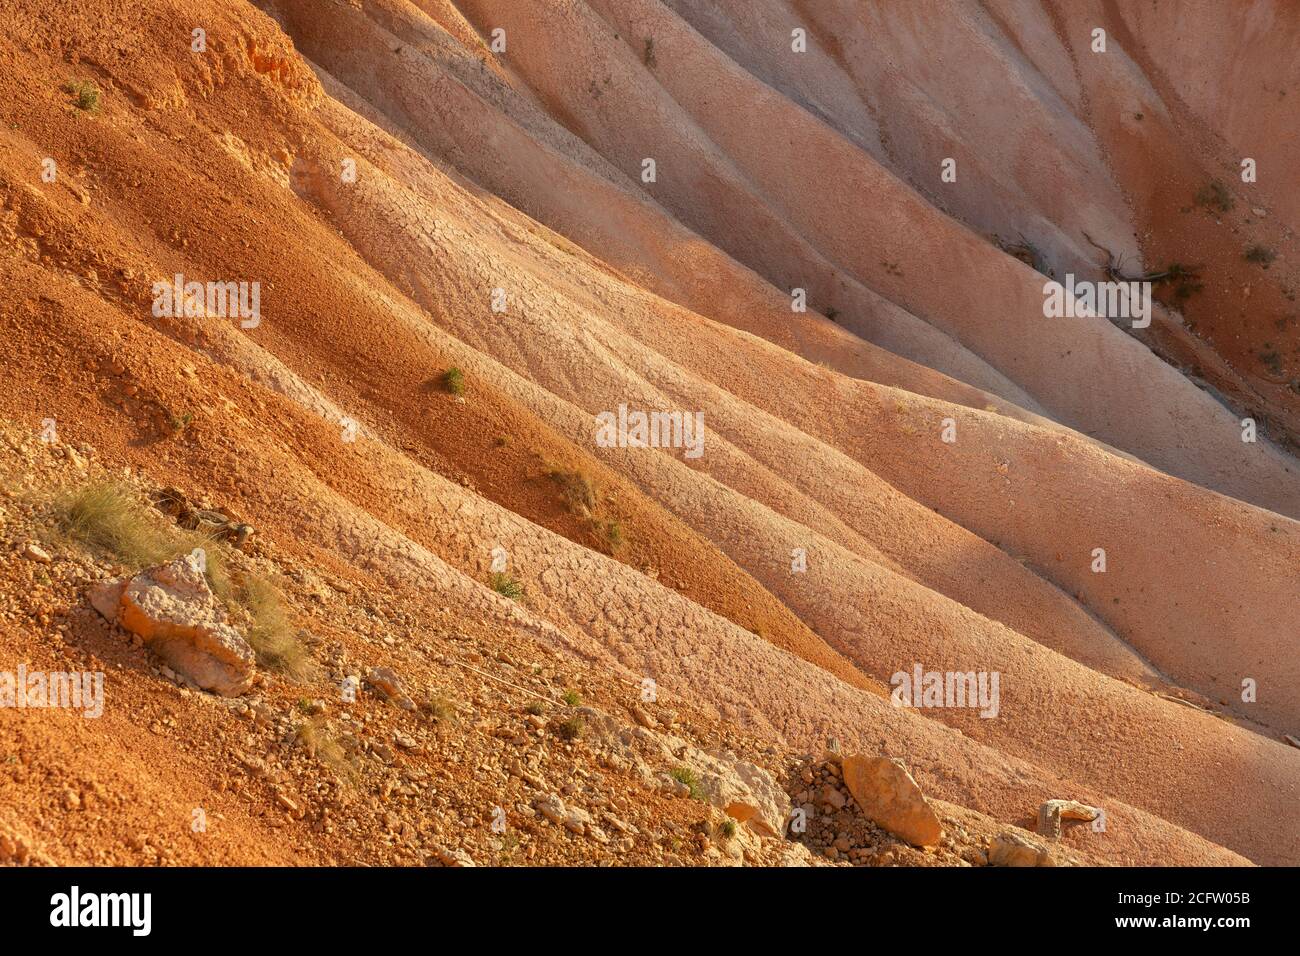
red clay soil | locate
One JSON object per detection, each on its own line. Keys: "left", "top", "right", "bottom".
{"left": 1, "top": 0, "right": 1298, "bottom": 868}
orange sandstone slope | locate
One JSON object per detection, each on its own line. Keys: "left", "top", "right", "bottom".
{"left": 0, "top": 0, "right": 1298, "bottom": 868}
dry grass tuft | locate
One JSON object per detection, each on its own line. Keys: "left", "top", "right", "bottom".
{"left": 48, "top": 481, "right": 175, "bottom": 570}
{"left": 47, "top": 479, "right": 313, "bottom": 680}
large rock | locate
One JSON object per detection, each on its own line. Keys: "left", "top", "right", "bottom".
{"left": 989, "top": 830, "right": 1058, "bottom": 867}
{"left": 89, "top": 554, "right": 256, "bottom": 696}
{"left": 841, "top": 755, "right": 943, "bottom": 846}
{"left": 681, "top": 747, "right": 791, "bottom": 838}
{"left": 1037, "top": 799, "right": 1102, "bottom": 839}
{"left": 366, "top": 666, "right": 415, "bottom": 710}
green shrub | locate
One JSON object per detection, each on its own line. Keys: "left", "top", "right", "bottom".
{"left": 670, "top": 765, "right": 704, "bottom": 800}
{"left": 421, "top": 692, "right": 457, "bottom": 722}
{"left": 237, "top": 574, "right": 313, "bottom": 680}
{"left": 63, "top": 80, "right": 100, "bottom": 113}
{"left": 547, "top": 468, "right": 597, "bottom": 516}
{"left": 1194, "top": 180, "right": 1233, "bottom": 213}
{"left": 491, "top": 572, "right": 525, "bottom": 601}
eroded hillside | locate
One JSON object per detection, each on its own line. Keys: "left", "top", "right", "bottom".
{"left": 1, "top": 0, "right": 1298, "bottom": 867}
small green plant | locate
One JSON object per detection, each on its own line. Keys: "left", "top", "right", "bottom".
{"left": 670, "top": 765, "right": 704, "bottom": 800}
{"left": 63, "top": 79, "right": 100, "bottom": 113}
{"left": 546, "top": 466, "right": 629, "bottom": 551}
{"left": 1245, "top": 245, "right": 1277, "bottom": 267}
{"left": 491, "top": 571, "right": 525, "bottom": 601}
{"left": 561, "top": 688, "right": 581, "bottom": 707}
{"left": 555, "top": 715, "right": 584, "bottom": 740}
{"left": 494, "top": 831, "right": 522, "bottom": 859}
{"left": 1194, "top": 180, "right": 1233, "bottom": 214}
{"left": 525, "top": 699, "right": 546, "bottom": 716}
{"left": 169, "top": 411, "right": 194, "bottom": 432}
{"left": 443, "top": 366, "right": 465, "bottom": 396}
{"left": 718, "top": 818, "right": 737, "bottom": 840}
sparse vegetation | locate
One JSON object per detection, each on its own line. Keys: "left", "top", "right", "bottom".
{"left": 48, "top": 481, "right": 175, "bottom": 569}
{"left": 1194, "top": 180, "right": 1233, "bottom": 214}
{"left": 490, "top": 571, "right": 525, "bottom": 601}
{"left": 235, "top": 574, "right": 314, "bottom": 681}
{"left": 561, "top": 688, "right": 581, "bottom": 707}
{"left": 718, "top": 818, "right": 737, "bottom": 840}
{"left": 63, "top": 79, "right": 100, "bottom": 113}
{"left": 545, "top": 465, "right": 630, "bottom": 552}
{"left": 46, "top": 478, "right": 312, "bottom": 678}
{"left": 1245, "top": 245, "right": 1277, "bottom": 267}
{"left": 442, "top": 366, "right": 466, "bottom": 396}
{"left": 420, "top": 692, "right": 457, "bottom": 722}
{"left": 525, "top": 699, "right": 546, "bottom": 716}
{"left": 555, "top": 715, "right": 584, "bottom": 740}
{"left": 1152, "top": 262, "right": 1204, "bottom": 303}
{"left": 547, "top": 467, "right": 597, "bottom": 517}
{"left": 602, "top": 519, "right": 624, "bottom": 552}
{"left": 670, "top": 765, "right": 704, "bottom": 800}
{"left": 1259, "top": 345, "right": 1284, "bottom": 376}
{"left": 294, "top": 717, "right": 352, "bottom": 776}
{"left": 493, "top": 831, "right": 522, "bottom": 860}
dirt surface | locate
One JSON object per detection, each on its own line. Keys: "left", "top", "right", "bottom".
{"left": 0, "top": 0, "right": 1297, "bottom": 868}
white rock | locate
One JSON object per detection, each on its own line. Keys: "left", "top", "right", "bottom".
{"left": 96, "top": 554, "right": 256, "bottom": 696}
{"left": 22, "top": 542, "right": 52, "bottom": 564}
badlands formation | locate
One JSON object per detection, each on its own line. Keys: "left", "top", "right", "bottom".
{"left": 0, "top": 0, "right": 1298, "bottom": 868}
